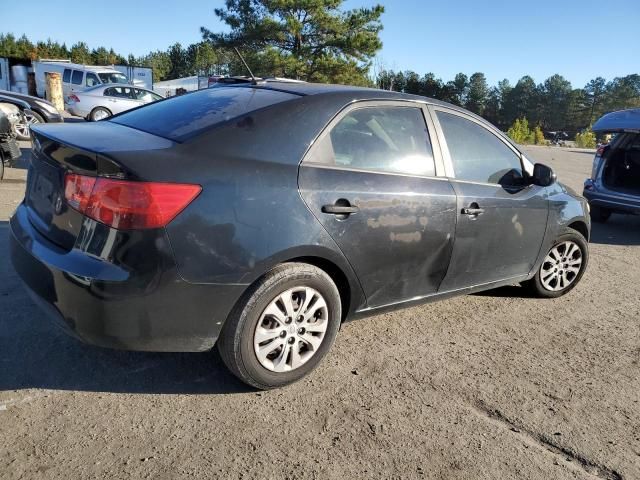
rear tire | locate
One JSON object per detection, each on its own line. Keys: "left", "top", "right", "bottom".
{"left": 590, "top": 205, "right": 611, "bottom": 223}
{"left": 525, "top": 228, "right": 589, "bottom": 298}
{"left": 217, "top": 263, "right": 342, "bottom": 390}
{"left": 90, "top": 107, "right": 112, "bottom": 122}
{"left": 0, "top": 151, "right": 5, "bottom": 181}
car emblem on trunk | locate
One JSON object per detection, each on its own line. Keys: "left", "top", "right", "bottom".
{"left": 54, "top": 194, "right": 63, "bottom": 215}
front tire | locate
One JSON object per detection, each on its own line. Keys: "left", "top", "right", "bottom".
{"left": 217, "top": 263, "right": 342, "bottom": 390}
{"left": 90, "top": 107, "right": 112, "bottom": 121}
{"left": 526, "top": 229, "right": 589, "bottom": 298}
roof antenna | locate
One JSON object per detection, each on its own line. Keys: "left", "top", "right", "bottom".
{"left": 233, "top": 47, "right": 258, "bottom": 85}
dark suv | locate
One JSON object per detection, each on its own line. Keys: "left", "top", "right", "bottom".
{"left": 583, "top": 108, "right": 640, "bottom": 221}
{"left": 10, "top": 83, "right": 591, "bottom": 389}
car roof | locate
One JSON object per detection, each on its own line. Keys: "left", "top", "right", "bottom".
{"left": 224, "top": 81, "right": 496, "bottom": 129}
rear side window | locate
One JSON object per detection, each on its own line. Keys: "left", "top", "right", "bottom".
{"left": 71, "top": 70, "right": 83, "bottom": 85}
{"left": 63, "top": 69, "right": 71, "bottom": 83}
{"left": 111, "top": 87, "right": 297, "bottom": 142}
{"left": 436, "top": 111, "right": 523, "bottom": 185}
{"left": 306, "top": 106, "right": 435, "bottom": 177}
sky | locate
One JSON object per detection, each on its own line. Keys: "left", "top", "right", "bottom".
{"left": 2, "top": 0, "right": 639, "bottom": 88}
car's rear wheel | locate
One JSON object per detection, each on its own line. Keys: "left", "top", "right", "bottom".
{"left": 590, "top": 205, "right": 611, "bottom": 223}
{"left": 90, "top": 107, "right": 112, "bottom": 121}
{"left": 526, "top": 229, "right": 589, "bottom": 298}
{"left": 217, "top": 263, "right": 342, "bottom": 389}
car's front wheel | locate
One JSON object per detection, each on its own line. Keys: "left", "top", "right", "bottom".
{"left": 217, "top": 263, "right": 342, "bottom": 389}
{"left": 526, "top": 229, "right": 589, "bottom": 298}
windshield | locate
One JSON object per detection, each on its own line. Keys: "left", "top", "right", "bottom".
{"left": 110, "top": 87, "right": 298, "bottom": 142}
{"left": 98, "top": 72, "right": 129, "bottom": 84}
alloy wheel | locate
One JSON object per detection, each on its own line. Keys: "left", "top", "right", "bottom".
{"left": 14, "top": 112, "right": 40, "bottom": 139}
{"left": 253, "top": 287, "right": 329, "bottom": 373}
{"left": 540, "top": 241, "right": 583, "bottom": 292}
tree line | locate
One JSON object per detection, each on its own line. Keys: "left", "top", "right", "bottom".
{"left": 1, "top": 0, "right": 638, "bottom": 136}
{"left": 0, "top": 33, "right": 226, "bottom": 82}
{"left": 377, "top": 70, "right": 640, "bottom": 135}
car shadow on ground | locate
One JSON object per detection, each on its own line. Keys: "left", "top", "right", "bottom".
{"left": 0, "top": 222, "right": 251, "bottom": 395}
{"left": 590, "top": 214, "right": 640, "bottom": 246}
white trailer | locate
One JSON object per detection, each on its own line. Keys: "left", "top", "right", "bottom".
{"left": 0, "top": 57, "right": 10, "bottom": 91}
{"left": 0, "top": 57, "right": 151, "bottom": 99}
{"left": 113, "top": 65, "right": 153, "bottom": 90}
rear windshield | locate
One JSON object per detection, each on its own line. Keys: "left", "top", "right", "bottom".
{"left": 110, "top": 87, "right": 298, "bottom": 142}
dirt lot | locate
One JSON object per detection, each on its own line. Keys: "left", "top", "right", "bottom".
{"left": 1, "top": 145, "right": 638, "bottom": 480}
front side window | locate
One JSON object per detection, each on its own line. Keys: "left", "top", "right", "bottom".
{"left": 63, "top": 69, "right": 71, "bottom": 83}
{"left": 97, "top": 72, "right": 128, "bottom": 84}
{"left": 436, "top": 111, "right": 523, "bottom": 185}
{"left": 71, "top": 70, "right": 83, "bottom": 85}
{"left": 86, "top": 72, "right": 99, "bottom": 87}
{"left": 307, "top": 106, "right": 435, "bottom": 177}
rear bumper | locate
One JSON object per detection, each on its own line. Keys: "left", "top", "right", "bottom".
{"left": 9, "top": 204, "right": 246, "bottom": 352}
{"left": 41, "top": 111, "right": 64, "bottom": 123}
{"left": 65, "top": 105, "right": 88, "bottom": 118}
{"left": 583, "top": 182, "right": 640, "bottom": 215}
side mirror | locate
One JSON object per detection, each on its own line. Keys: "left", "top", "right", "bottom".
{"left": 532, "top": 163, "right": 557, "bottom": 187}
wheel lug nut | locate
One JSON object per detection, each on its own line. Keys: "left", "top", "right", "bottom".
{"left": 298, "top": 327, "right": 305, "bottom": 335}
{"left": 297, "top": 315, "right": 304, "bottom": 323}
{"left": 280, "top": 331, "right": 287, "bottom": 338}
{"left": 288, "top": 337, "right": 295, "bottom": 345}
{"left": 285, "top": 317, "right": 292, "bottom": 324}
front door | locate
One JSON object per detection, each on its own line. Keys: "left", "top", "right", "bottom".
{"left": 432, "top": 107, "right": 549, "bottom": 291}
{"left": 299, "top": 102, "right": 457, "bottom": 308}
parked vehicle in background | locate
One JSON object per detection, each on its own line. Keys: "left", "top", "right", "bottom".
{"left": 10, "top": 83, "right": 591, "bottom": 389}
{"left": 32, "top": 61, "right": 138, "bottom": 99}
{"left": 66, "top": 84, "right": 163, "bottom": 121}
{"left": 0, "top": 90, "right": 63, "bottom": 140}
{"left": 584, "top": 108, "right": 640, "bottom": 222}
{"left": 0, "top": 95, "right": 30, "bottom": 140}
{"left": 0, "top": 109, "right": 21, "bottom": 179}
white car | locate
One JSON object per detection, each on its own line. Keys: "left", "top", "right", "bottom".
{"left": 66, "top": 84, "right": 163, "bottom": 121}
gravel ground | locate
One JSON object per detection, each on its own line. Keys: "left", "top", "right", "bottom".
{"left": 1, "top": 144, "right": 638, "bottom": 480}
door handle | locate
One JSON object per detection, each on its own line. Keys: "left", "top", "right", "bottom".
{"left": 461, "top": 206, "right": 485, "bottom": 216}
{"left": 322, "top": 205, "right": 359, "bottom": 215}
{"left": 322, "top": 200, "right": 359, "bottom": 217}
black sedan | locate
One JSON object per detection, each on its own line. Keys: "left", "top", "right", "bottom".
{"left": 10, "top": 82, "right": 591, "bottom": 389}
{"left": 0, "top": 89, "right": 64, "bottom": 140}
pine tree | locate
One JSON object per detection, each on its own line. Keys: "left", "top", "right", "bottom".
{"left": 202, "top": 0, "right": 384, "bottom": 85}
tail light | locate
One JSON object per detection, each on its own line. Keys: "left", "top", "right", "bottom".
{"left": 64, "top": 173, "right": 201, "bottom": 229}
{"left": 68, "top": 94, "right": 80, "bottom": 102}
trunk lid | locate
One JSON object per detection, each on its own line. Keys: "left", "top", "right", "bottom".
{"left": 25, "top": 122, "right": 174, "bottom": 250}
{"left": 592, "top": 108, "right": 640, "bottom": 133}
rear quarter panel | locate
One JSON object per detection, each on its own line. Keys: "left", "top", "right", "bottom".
{"left": 135, "top": 95, "right": 370, "bottom": 315}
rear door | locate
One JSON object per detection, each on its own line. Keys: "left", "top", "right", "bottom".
{"left": 104, "top": 86, "right": 139, "bottom": 113}
{"left": 299, "top": 101, "right": 457, "bottom": 308}
{"left": 431, "top": 107, "right": 549, "bottom": 291}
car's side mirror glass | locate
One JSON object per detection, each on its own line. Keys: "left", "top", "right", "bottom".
{"left": 532, "top": 163, "right": 557, "bottom": 187}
